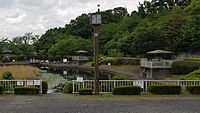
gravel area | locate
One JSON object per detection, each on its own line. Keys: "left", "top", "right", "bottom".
{"left": 0, "top": 93, "right": 200, "bottom": 113}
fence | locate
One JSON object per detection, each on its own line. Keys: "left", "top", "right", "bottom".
{"left": 0, "top": 80, "right": 42, "bottom": 93}
{"left": 141, "top": 59, "right": 173, "bottom": 68}
{"left": 72, "top": 80, "right": 200, "bottom": 94}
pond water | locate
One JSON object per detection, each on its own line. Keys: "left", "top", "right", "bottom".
{"left": 37, "top": 67, "right": 112, "bottom": 93}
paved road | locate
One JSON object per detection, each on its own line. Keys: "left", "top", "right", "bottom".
{"left": 0, "top": 93, "right": 200, "bottom": 113}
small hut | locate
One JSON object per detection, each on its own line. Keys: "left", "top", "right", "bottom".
{"left": 140, "top": 50, "right": 174, "bottom": 79}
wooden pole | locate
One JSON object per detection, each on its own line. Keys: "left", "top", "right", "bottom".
{"left": 93, "top": 26, "right": 99, "bottom": 95}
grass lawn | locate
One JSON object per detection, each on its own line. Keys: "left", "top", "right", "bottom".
{"left": 100, "top": 65, "right": 140, "bottom": 74}
{"left": 84, "top": 62, "right": 140, "bottom": 74}
{"left": 0, "top": 66, "right": 38, "bottom": 80}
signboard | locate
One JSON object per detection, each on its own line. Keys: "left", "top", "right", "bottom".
{"left": 34, "top": 80, "right": 40, "bottom": 85}
{"left": 133, "top": 81, "right": 144, "bottom": 88}
{"left": 77, "top": 77, "right": 83, "bottom": 82}
{"left": 63, "top": 71, "right": 67, "bottom": 75}
{"left": 91, "top": 14, "right": 101, "bottom": 25}
{"left": 27, "top": 80, "right": 33, "bottom": 86}
{"left": 17, "top": 81, "right": 23, "bottom": 86}
{"left": 63, "top": 59, "right": 67, "bottom": 63}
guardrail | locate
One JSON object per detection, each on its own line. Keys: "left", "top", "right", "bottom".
{"left": 141, "top": 59, "right": 173, "bottom": 68}
{"left": 0, "top": 80, "right": 42, "bottom": 93}
{"left": 72, "top": 80, "right": 200, "bottom": 94}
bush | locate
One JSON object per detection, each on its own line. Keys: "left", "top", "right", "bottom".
{"left": 78, "top": 88, "right": 93, "bottom": 95}
{"left": 181, "top": 69, "right": 200, "bottom": 80}
{"left": 148, "top": 85, "right": 181, "bottom": 95}
{"left": 113, "top": 85, "right": 141, "bottom": 95}
{"left": 172, "top": 61, "right": 200, "bottom": 75}
{"left": 0, "top": 85, "right": 3, "bottom": 94}
{"left": 2, "top": 71, "right": 13, "bottom": 80}
{"left": 99, "top": 57, "right": 122, "bottom": 66}
{"left": 42, "top": 81, "right": 48, "bottom": 94}
{"left": 122, "top": 58, "right": 140, "bottom": 65}
{"left": 111, "top": 75, "right": 129, "bottom": 80}
{"left": 63, "top": 82, "right": 73, "bottom": 93}
{"left": 14, "top": 87, "right": 39, "bottom": 95}
{"left": 186, "top": 85, "right": 200, "bottom": 95}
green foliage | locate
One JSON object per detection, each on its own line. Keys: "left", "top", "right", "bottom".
{"left": 108, "top": 49, "right": 123, "bottom": 57}
{"left": 2, "top": 71, "right": 13, "bottom": 80}
{"left": 78, "top": 88, "right": 93, "bottom": 95}
{"left": 14, "top": 87, "right": 39, "bottom": 95}
{"left": 42, "top": 81, "right": 48, "bottom": 94}
{"left": 122, "top": 58, "right": 140, "bottom": 65}
{"left": 172, "top": 61, "right": 200, "bottom": 75}
{"left": 2, "top": 0, "right": 199, "bottom": 58}
{"left": 148, "top": 85, "right": 181, "bottom": 95}
{"left": 113, "top": 86, "right": 141, "bottom": 95}
{"left": 181, "top": 69, "right": 200, "bottom": 80}
{"left": 99, "top": 57, "right": 122, "bottom": 66}
{"left": 186, "top": 85, "right": 200, "bottom": 95}
{"left": 63, "top": 82, "right": 73, "bottom": 93}
{"left": 111, "top": 75, "right": 129, "bottom": 80}
{"left": 0, "top": 85, "right": 3, "bottom": 94}
{"left": 48, "top": 36, "right": 92, "bottom": 56}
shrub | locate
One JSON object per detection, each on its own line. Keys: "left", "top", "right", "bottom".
{"left": 78, "top": 88, "right": 93, "bottom": 95}
{"left": 111, "top": 75, "right": 129, "bottom": 80}
{"left": 63, "top": 82, "right": 73, "bottom": 93}
{"left": 2, "top": 71, "right": 13, "bottom": 80}
{"left": 42, "top": 81, "right": 48, "bottom": 94}
{"left": 113, "top": 85, "right": 141, "bottom": 95}
{"left": 186, "top": 85, "right": 200, "bottom": 95}
{"left": 99, "top": 57, "right": 122, "bottom": 66}
{"left": 181, "top": 69, "right": 200, "bottom": 80}
{"left": 148, "top": 85, "right": 181, "bottom": 95}
{"left": 14, "top": 87, "right": 39, "bottom": 95}
{"left": 172, "top": 61, "right": 200, "bottom": 75}
{"left": 0, "top": 85, "right": 3, "bottom": 94}
{"left": 122, "top": 58, "right": 140, "bottom": 65}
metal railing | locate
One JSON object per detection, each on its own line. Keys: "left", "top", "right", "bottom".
{"left": 72, "top": 80, "right": 200, "bottom": 94}
{"left": 72, "top": 56, "right": 89, "bottom": 61}
{"left": 141, "top": 59, "right": 173, "bottom": 68}
{"left": 0, "top": 80, "right": 42, "bottom": 93}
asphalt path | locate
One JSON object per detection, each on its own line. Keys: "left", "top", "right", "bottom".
{"left": 0, "top": 93, "right": 200, "bottom": 113}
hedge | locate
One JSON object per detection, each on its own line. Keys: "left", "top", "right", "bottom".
{"left": 0, "top": 85, "right": 3, "bottom": 94}
{"left": 78, "top": 88, "right": 93, "bottom": 95}
{"left": 14, "top": 87, "right": 39, "bottom": 95}
{"left": 172, "top": 61, "right": 200, "bottom": 75}
{"left": 99, "top": 58, "right": 122, "bottom": 65}
{"left": 148, "top": 85, "right": 181, "bottom": 95}
{"left": 63, "top": 82, "right": 73, "bottom": 93}
{"left": 113, "top": 85, "right": 141, "bottom": 95}
{"left": 42, "top": 81, "right": 48, "bottom": 94}
{"left": 184, "top": 58, "right": 200, "bottom": 61}
{"left": 186, "top": 85, "right": 200, "bottom": 95}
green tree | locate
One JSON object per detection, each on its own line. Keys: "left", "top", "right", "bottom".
{"left": 48, "top": 36, "right": 92, "bottom": 56}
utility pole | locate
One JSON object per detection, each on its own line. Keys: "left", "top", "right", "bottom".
{"left": 90, "top": 4, "right": 101, "bottom": 95}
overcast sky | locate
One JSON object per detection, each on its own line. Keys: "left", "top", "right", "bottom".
{"left": 0, "top": 0, "right": 146, "bottom": 39}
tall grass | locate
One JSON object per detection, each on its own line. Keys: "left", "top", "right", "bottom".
{"left": 0, "top": 66, "right": 38, "bottom": 80}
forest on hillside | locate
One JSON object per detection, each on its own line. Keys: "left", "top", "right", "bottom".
{"left": 0, "top": 0, "right": 200, "bottom": 60}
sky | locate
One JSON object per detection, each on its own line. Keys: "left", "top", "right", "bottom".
{"left": 0, "top": 0, "right": 146, "bottom": 39}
